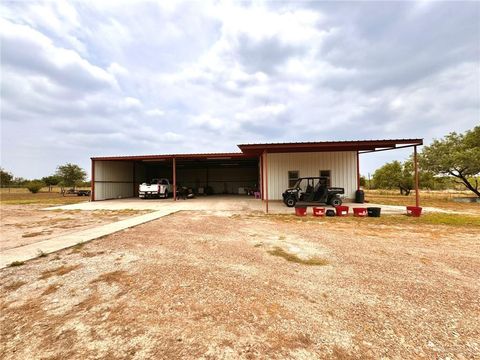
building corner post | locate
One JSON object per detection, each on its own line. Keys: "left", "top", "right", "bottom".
{"left": 264, "top": 150, "right": 268, "bottom": 214}
{"left": 414, "top": 145, "right": 420, "bottom": 207}
{"left": 91, "top": 159, "right": 95, "bottom": 202}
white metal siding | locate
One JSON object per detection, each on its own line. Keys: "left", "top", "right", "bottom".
{"left": 263, "top": 152, "right": 357, "bottom": 200}
{"left": 94, "top": 160, "right": 134, "bottom": 200}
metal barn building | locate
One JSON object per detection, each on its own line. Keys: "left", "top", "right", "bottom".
{"left": 91, "top": 139, "right": 423, "bottom": 210}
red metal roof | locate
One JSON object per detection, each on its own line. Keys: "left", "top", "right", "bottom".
{"left": 91, "top": 152, "right": 249, "bottom": 161}
{"left": 238, "top": 139, "right": 423, "bottom": 154}
{"left": 91, "top": 139, "right": 423, "bottom": 160}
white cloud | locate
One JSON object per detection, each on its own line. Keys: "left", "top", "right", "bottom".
{"left": 145, "top": 108, "right": 165, "bottom": 117}
{"left": 0, "top": 0, "right": 478, "bottom": 178}
{"left": 190, "top": 114, "right": 227, "bottom": 131}
{"left": 108, "top": 62, "right": 129, "bottom": 77}
{"left": 235, "top": 104, "right": 287, "bottom": 121}
{"left": 0, "top": 18, "right": 117, "bottom": 91}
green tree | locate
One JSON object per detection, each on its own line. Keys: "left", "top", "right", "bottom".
{"left": 359, "top": 175, "right": 366, "bottom": 187}
{"left": 12, "top": 177, "right": 28, "bottom": 186}
{"left": 372, "top": 160, "right": 417, "bottom": 195}
{"left": 0, "top": 168, "right": 13, "bottom": 186}
{"left": 55, "top": 163, "right": 87, "bottom": 190}
{"left": 42, "top": 175, "right": 60, "bottom": 192}
{"left": 420, "top": 126, "right": 480, "bottom": 197}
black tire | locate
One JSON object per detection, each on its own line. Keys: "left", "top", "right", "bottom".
{"left": 330, "top": 197, "right": 342, "bottom": 207}
{"left": 285, "top": 196, "right": 296, "bottom": 207}
{"left": 164, "top": 190, "right": 169, "bottom": 198}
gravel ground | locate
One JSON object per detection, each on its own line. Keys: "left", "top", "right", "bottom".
{"left": 0, "top": 205, "right": 148, "bottom": 250}
{"left": 1, "top": 211, "right": 479, "bottom": 359}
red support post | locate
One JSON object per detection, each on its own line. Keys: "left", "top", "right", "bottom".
{"left": 264, "top": 150, "right": 268, "bottom": 214}
{"left": 173, "top": 157, "right": 176, "bottom": 201}
{"left": 132, "top": 161, "right": 136, "bottom": 197}
{"left": 91, "top": 160, "right": 95, "bottom": 201}
{"left": 414, "top": 145, "right": 419, "bottom": 207}
{"left": 356, "top": 150, "right": 360, "bottom": 190}
{"left": 259, "top": 155, "right": 263, "bottom": 199}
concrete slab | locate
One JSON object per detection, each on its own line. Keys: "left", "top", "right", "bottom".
{"left": 0, "top": 209, "right": 176, "bottom": 269}
{"left": 44, "top": 195, "right": 456, "bottom": 215}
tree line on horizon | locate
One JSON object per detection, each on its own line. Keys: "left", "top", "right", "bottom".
{"left": 0, "top": 163, "right": 88, "bottom": 194}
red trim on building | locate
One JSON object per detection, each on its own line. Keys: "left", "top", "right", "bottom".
{"left": 132, "top": 161, "right": 136, "bottom": 196}
{"left": 259, "top": 154, "right": 263, "bottom": 200}
{"left": 91, "top": 152, "right": 252, "bottom": 161}
{"left": 91, "top": 139, "right": 423, "bottom": 162}
{"left": 356, "top": 151, "right": 360, "bottom": 190}
{"left": 414, "top": 146, "right": 420, "bottom": 207}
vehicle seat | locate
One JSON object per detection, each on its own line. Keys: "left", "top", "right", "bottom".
{"left": 313, "top": 184, "right": 327, "bottom": 201}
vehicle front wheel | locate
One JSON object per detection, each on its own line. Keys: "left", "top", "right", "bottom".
{"left": 164, "top": 190, "right": 169, "bottom": 198}
{"left": 285, "top": 197, "right": 296, "bottom": 207}
{"left": 330, "top": 197, "right": 342, "bottom": 207}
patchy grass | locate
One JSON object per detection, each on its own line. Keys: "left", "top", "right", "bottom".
{"left": 263, "top": 212, "right": 480, "bottom": 228}
{"left": 407, "top": 213, "right": 480, "bottom": 227}
{"left": 364, "top": 189, "right": 480, "bottom": 213}
{"left": 39, "top": 265, "right": 81, "bottom": 280}
{"left": 9, "top": 261, "right": 25, "bottom": 267}
{"left": 42, "top": 284, "right": 61, "bottom": 296}
{"left": 73, "top": 242, "right": 85, "bottom": 250}
{"left": 4, "top": 280, "right": 26, "bottom": 291}
{"left": 69, "top": 243, "right": 86, "bottom": 254}
{"left": 90, "top": 270, "right": 132, "bottom": 285}
{"left": 82, "top": 250, "right": 105, "bottom": 258}
{"left": 22, "top": 231, "right": 48, "bottom": 238}
{"left": 267, "top": 247, "right": 329, "bottom": 266}
{"left": 0, "top": 192, "right": 89, "bottom": 205}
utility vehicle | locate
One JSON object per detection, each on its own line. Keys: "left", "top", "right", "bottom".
{"left": 282, "top": 177, "right": 344, "bottom": 207}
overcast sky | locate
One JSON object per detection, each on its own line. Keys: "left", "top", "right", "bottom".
{"left": 1, "top": 0, "right": 479, "bottom": 179}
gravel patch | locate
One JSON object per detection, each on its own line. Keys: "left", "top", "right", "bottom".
{"left": 1, "top": 211, "right": 478, "bottom": 359}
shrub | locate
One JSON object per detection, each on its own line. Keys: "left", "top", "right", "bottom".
{"left": 26, "top": 181, "right": 45, "bottom": 193}
{"left": 9, "top": 261, "right": 25, "bottom": 267}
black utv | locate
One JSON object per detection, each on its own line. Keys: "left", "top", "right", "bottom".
{"left": 282, "top": 177, "right": 344, "bottom": 207}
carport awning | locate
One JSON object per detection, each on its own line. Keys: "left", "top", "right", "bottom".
{"left": 91, "top": 152, "right": 253, "bottom": 161}
{"left": 237, "top": 139, "right": 423, "bottom": 154}
{"left": 91, "top": 139, "right": 423, "bottom": 161}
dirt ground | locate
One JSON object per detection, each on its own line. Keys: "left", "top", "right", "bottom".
{"left": 1, "top": 211, "right": 479, "bottom": 359}
{"left": 0, "top": 205, "right": 148, "bottom": 251}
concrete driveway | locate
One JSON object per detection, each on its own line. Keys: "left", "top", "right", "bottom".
{"left": 45, "top": 195, "right": 423, "bottom": 215}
